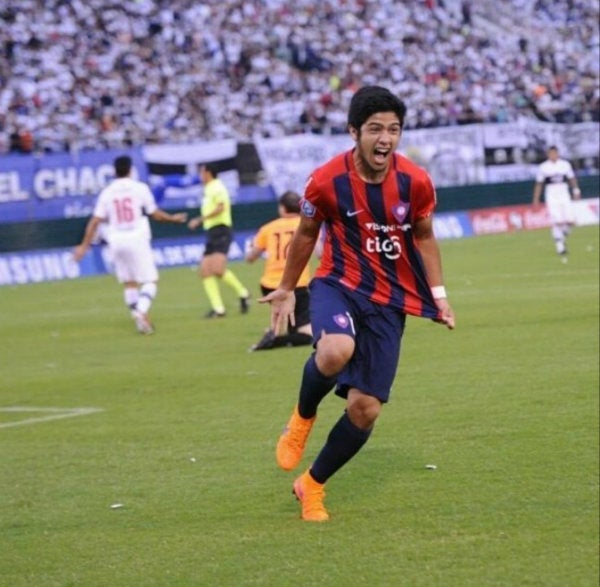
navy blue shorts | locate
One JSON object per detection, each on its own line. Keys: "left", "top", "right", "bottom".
{"left": 309, "top": 278, "right": 406, "bottom": 403}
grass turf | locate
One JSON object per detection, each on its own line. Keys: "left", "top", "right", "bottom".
{"left": 1, "top": 225, "right": 598, "bottom": 587}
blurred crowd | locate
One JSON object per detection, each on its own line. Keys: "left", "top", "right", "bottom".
{"left": 1, "top": 0, "right": 598, "bottom": 154}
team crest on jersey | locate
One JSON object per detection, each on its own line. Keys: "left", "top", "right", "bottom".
{"left": 391, "top": 203, "right": 410, "bottom": 223}
{"left": 301, "top": 198, "right": 316, "bottom": 218}
{"left": 333, "top": 313, "right": 350, "bottom": 329}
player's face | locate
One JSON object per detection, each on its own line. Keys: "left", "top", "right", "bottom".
{"left": 548, "top": 148, "right": 559, "bottom": 162}
{"left": 350, "top": 112, "right": 402, "bottom": 182}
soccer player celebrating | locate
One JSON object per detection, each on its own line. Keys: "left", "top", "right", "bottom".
{"left": 261, "top": 85, "right": 455, "bottom": 522}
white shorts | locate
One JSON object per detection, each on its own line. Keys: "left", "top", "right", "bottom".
{"left": 545, "top": 188, "right": 575, "bottom": 225}
{"left": 109, "top": 235, "right": 158, "bottom": 283}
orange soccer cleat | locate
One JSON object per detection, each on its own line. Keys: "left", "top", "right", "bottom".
{"left": 292, "top": 470, "right": 329, "bottom": 522}
{"left": 276, "top": 406, "right": 316, "bottom": 471}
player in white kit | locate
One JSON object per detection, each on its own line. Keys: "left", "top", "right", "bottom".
{"left": 74, "top": 156, "right": 188, "bottom": 334}
{"left": 532, "top": 146, "right": 582, "bottom": 262}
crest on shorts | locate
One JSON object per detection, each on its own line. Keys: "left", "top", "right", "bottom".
{"left": 333, "top": 313, "right": 350, "bottom": 329}
{"left": 391, "top": 202, "right": 410, "bottom": 223}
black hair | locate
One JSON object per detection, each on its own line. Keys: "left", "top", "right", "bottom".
{"left": 279, "top": 190, "right": 301, "bottom": 213}
{"left": 347, "top": 85, "right": 407, "bottom": 131}
{"left": 202, "top": 162, "right": 219, "bottom": 177}
{"left": 547, "top": 145, "right": 558, "bottom": 151}
{"left": 114, "top": 155, "right": 132, "bottom": 178}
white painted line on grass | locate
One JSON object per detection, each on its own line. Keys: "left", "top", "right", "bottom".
{"left": 0, "top": 406, "right": 104, "bottom": 429}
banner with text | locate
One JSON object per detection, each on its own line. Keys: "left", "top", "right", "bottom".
{"left": 1, "top": 200, "right": 596, "bottom": 287}
{"left": 255, "top": 120, "right": 598, "bottom": 194}
{"left": 0, "top": 148, "right": 146, "bottom": 223}
{"left": 1, "top": 121, "right": 598, "bottom": 224}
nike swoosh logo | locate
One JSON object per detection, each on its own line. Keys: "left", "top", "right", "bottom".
{"left": 346, "top": 209, "right": 364, "bottom": 217}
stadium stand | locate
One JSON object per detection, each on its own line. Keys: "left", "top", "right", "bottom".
{"left": 0, "top": 0, "right": 598, "bottom": 154}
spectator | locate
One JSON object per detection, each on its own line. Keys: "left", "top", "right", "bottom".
{"left": 0, "top": 0, "right": 597, "bottom": 154}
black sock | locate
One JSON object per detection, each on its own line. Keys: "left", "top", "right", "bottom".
{"left": 297, "top": 353, "right": 337, "bottom": 419}
{"left": 271, "top": 332, "right": 313, "bottom": 348}
{"left": 310, "top": 411, "right": 372, "bottom": 484}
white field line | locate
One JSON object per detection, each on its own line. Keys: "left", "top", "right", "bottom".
{"left": 0, "top": 406, "right": 104, "bottom": 429}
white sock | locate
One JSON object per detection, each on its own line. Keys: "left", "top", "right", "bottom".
{"left": 552, "top": 226, "right": 566, "bottom": 255}
{"left": 136, "top": 282, "right": 157, "bottom": 314}
{"left": 124, "top": 287, "right": 139, "bottom": 312}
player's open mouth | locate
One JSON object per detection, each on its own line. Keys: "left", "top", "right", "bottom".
{"left": 373, "top": 148, "right": 389, "bottom": 164}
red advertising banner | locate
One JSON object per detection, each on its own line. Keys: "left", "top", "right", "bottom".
{"left": 469, "top": 199, "right": 599, "bottom": 236}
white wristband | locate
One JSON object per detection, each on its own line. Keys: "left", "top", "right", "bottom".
{"left": 431, "top": 286, "right": 447, "bottom": 300}
{"left": 573, "top": 188, "right": 581, "bottom": 195}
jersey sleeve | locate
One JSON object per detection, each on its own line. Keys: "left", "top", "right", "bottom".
{"left": 535, "top": 165, "right": 545, "bottom": 183}
{"left": 564, "top": 160, "right": 575, "bottom": 179}
{"left": 92, "top": 191, "right": 108, "bottom": 220}
{"left": 412, "top": 172, "right": 437, "bottom": 220}
{"left": 202, "top": 181, "right": 228, "bottom": 217}
{"left": 140, "top": 184, "right": 158, "bottom": 215}
{"left": 300, "top": 175, "right": 326, "bottom": 222}
{"left": 213, "top": 183, "right": 228, "bottom": 206}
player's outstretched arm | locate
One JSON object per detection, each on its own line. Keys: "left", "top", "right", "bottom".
{"left": 151, "top": 209, "right": 188, "bottom": 224}
{"left": 73, "top": 216, "right": 102, "bottom": 262}
{"left": 532, "top": 182, "right": 543, "bottom": 205}
{"left": 246, "top": 244, "right": 264, "bottom": 264}
{"left": 187, "top": 216, "right": 202, "bottom": 230}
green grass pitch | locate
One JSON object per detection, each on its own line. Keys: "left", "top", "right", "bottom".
{"left": 1, "top": 226, "right": 598, "bottom": 587}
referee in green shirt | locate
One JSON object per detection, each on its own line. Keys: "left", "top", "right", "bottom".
{"left": 188, "top": 163, "right": 250, "bottom": 318}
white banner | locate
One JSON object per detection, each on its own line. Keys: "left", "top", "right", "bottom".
{"left": 144, "top": 121, "right": 599, "bottom": 200}
{"left": 256, "top": 120, "right": 600, "bottom": 194}
{"left": 482, "top": 123, "right": 530, "bottom": 148}
{"left": 483, "top": 120, "right": 600, "bottom": 182}
{"left": 255, "top": 126, "right": 488, "bottom": 194}
{"left": 254, "top": 134, "right": 352, "bottom": 197}
{"left": 142, "top": 140, "right": 237, "bottom": 166}
{"left": 142, "top": 140, "right": 240, "bottom": 207}
{"left": 401, "top": 125, "right": 486, "bottom": 187}
{"left": 562, "top": 122, "right": 600, "bottom": 158}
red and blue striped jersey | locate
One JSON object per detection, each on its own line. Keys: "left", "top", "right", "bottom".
{"left": 302, "top": 149, "right": 440, "bottom": 319}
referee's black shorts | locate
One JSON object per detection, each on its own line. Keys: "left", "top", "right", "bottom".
{"left": 204, "top": 224, "right": 233, "bottom": 255}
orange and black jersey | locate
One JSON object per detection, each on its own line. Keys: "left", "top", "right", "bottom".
{"left": 253, "top": 215, "right": 311, "bottom": 290}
